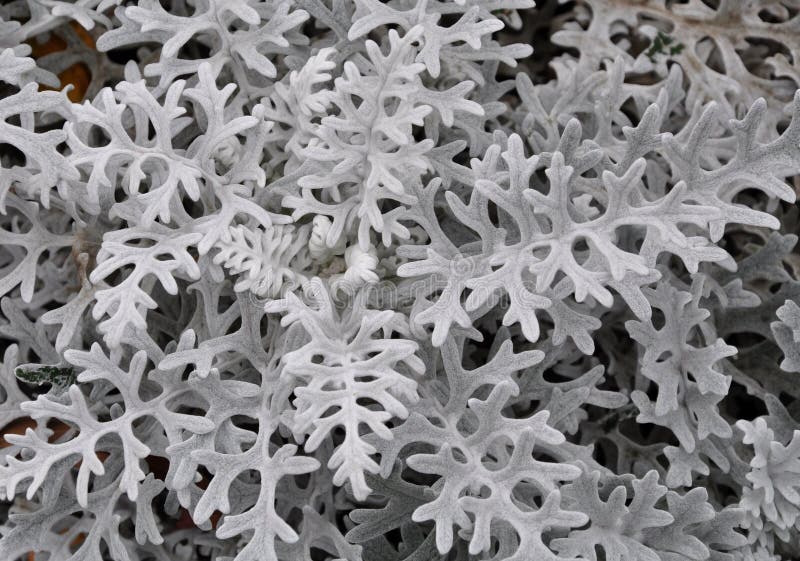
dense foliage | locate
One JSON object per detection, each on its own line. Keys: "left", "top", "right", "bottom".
{"left": 0, "top": 1, "right": 799, "bottom": 560}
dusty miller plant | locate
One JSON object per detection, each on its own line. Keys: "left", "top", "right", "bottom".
{"left": 0, "top": 0, "right": 799, "bottom": 560}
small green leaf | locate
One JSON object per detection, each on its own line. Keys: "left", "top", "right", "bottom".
{"left": 15, "top": 365, "right": 77, "bottom": 389}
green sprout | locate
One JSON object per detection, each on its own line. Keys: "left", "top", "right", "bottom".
{"left": 645, "top": 31, "right": 685, "bottom": 62}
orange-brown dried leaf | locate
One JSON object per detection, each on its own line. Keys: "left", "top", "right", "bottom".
{"left": 29, "top": 22, "right": 96, "bottom": 102}
{"left": 0, "top": 417, "right": 36, "bottom": 448}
